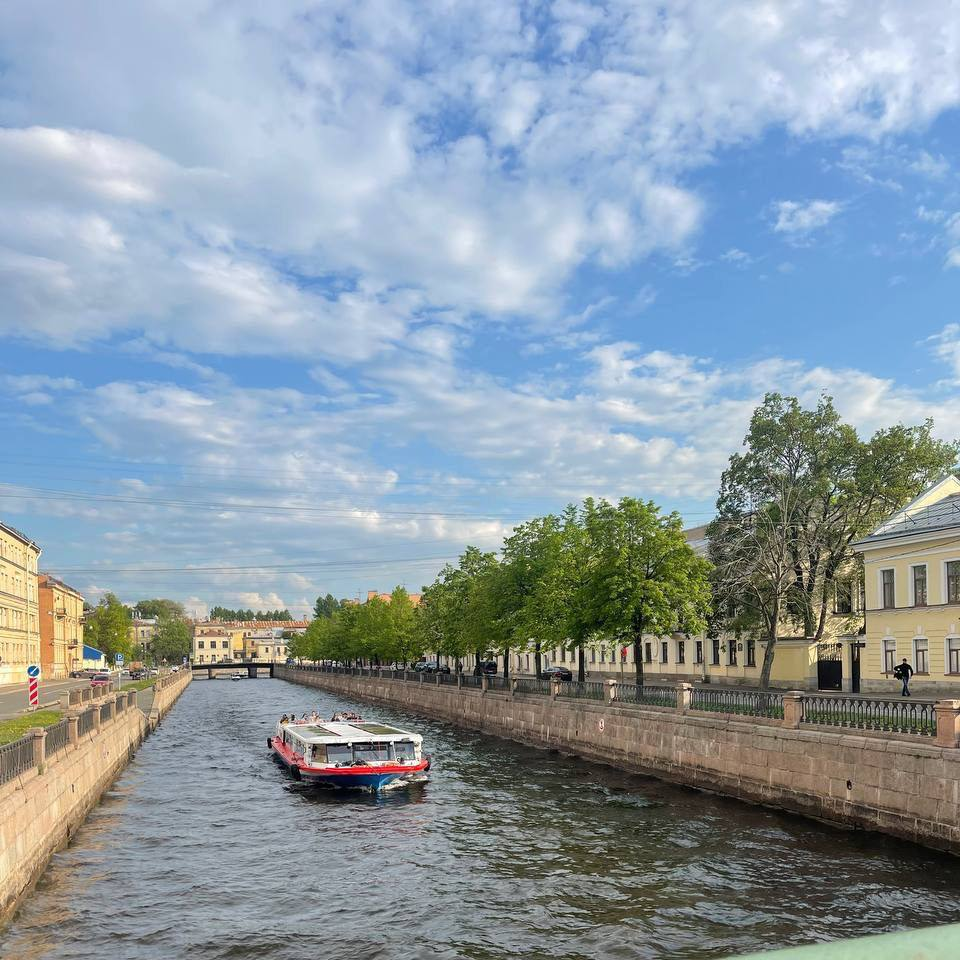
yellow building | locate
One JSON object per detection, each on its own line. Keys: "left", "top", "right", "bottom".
{"left": 853, "top": 474, "right": 960, "bottom": 696}
{"left": 38, "top": 574, "right": 84, "bottom": 679}
{"left": 128, "top": 618, "right": 158, "bottom": 659}
{"left": 0, "top": 521, "right": 41, "bottom": 685}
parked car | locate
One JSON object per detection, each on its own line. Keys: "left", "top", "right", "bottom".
{"left": 70, "top": 669, "right": 93, "bottom": 679}
{"left": 285, "top": 657, "right": 295, "bottom": 665}
{"left": 90, "top": 673, "right": 111, "bottom": 687}
{"left": 416, "top": 661, "right": 451, "bottom": 674}
{"left": 170, "top": 665, "right": 180, "bottom": 673}
{"left": 541, "top": 665, "right": 573, "bottom": 681}
{"left": 478, "top": 660, "right": 498, "bottom": 675}
{"left": 129, "top": 670, "right": 144, "bottom": 681}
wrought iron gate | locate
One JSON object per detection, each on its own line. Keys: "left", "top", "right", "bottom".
{"left": 816, "top": 642, "right": 843, "bottom": 691}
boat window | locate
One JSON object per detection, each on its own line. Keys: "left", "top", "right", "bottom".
{"left": 310, "top": 744, "right": 326, "bottom": 763}
{"left": 394, "top": 741, "right": 416, "bottom": 759}
{"left": 353, "top": 741, "right": 391, "bottom": 762}
{"left": 326, "top": 743, "right": 352, "bottom": 763}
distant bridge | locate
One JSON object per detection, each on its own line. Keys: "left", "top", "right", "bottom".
{"left": 190, "top": 661, "right": 286, "bottom": 679}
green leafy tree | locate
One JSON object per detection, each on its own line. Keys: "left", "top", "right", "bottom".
{"left": 152, "top": 617, "right": 192, "bottom": 664}
{"left": 84, "top": 593, "right": 133, "bottom": 662}
{"left": 313, "top": 594, "right": 342, "bottom": 619}
{"left": 587, "top": 498, "right": 712, "bottom": 686}
{"left": 710, "top": 393, "right": 957, "bottom": 688}
{"left": 133, "top": 598, "right": 185, "bottom": 620}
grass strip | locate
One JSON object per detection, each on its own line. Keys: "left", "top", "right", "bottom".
{"left": 0, "top": 709, "right": 62, "bottom": 745}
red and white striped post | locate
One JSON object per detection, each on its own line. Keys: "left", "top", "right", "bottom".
{"left": 27, "top": 664, "right": 40, "bottom": 711}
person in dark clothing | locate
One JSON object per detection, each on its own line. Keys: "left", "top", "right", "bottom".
{"left": 893, "top": 658, "right": 914, "bottom": 697}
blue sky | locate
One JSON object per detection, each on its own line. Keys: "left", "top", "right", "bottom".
{"left": 2, "top": 1, "right": 960, "bottom": 617}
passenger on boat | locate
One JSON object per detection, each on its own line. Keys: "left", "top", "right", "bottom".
{"left": 280, "top": 714, "right": 289, "bottom": 725}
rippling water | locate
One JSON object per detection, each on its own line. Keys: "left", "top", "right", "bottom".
{"left": 4, "top": 678, "right": 960, "bottom": 960}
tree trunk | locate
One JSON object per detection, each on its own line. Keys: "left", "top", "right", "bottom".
{"left": 813, "top": 591, "right": 829, "bottom": 641}
{"left": 534, "top": 641, "right": 542, "bottom": 679}
{"left": 633, "top": 638, "right": 644, "bottom": 687}
{"left": 759, "top": 599, "right": 780, "bottom": 690}
{"left": 577, "top": 644, "right": 585, "bottom": 682}
{"left": 503, "top": 647, "right": 510, "bottom": 680}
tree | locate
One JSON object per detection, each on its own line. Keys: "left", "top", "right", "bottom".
{"left": 314, "top": 594, "right": 342, "bottom": 619}
{"left": 152, "top": 617, "right": 192, "bottom": 664}
{"left": 133, "top": 598, "right": 185, "bottom": 621}
{"left": 588, "top": 498, "right": 712, "bottom": 686}
{"left": 84, "top": 593, "right": 133, "bottom": 662}
{"left": 709, "top": 393, "right": 958, "bottom": 688}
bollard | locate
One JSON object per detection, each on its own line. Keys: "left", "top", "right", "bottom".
{"left": 67, "top": 713, "right": 80, "bottom": 747}
{"left": 677, "top": 682, "right": 693, "bottom": 712}
{"left": 481, "top": 674, "right": 489, "bottom": 694}
{"left": 30, "top": 727, "right": 47, "bottom": 772}
{"left": 782, "top": 691, "right": 804, "bottom": 729}
{"left": 935, "top": 700, "right": 960, "bottom": 748}
{"left": 606, "top": 679, "right": 617, "bottom": 703}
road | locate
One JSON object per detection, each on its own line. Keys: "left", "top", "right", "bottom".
{"left": 0, "top": 671, "right": 129, "bottom": 721}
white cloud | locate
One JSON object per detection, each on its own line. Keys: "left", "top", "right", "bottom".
{"left": 772, "top": 199, "right": 842, "bottom": 237}
{"left": 927, "top": 324, "right": 960, "bottom": 376}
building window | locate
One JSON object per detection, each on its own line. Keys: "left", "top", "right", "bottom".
{"left": 914, "top": 637, "right": 929, "bottom": 674}
{"left": 728, "top": 642, "right": 738, "bottom": 666}
{"left": 834, "top": 580, "right": 854, "bottom": 615}
{"left": 948, "top": 561, "right": 960, "bottom": 605}
{"left": 883, "top": 638, "right": 896, "bottom": 674}
{"left": 746, "top": 639, "right": 756, "bottom": 667}
{"left": 948, "top": 638, "right": 960, "bottom": 675}
{"left": 912, "top": 565, "right": 927, "bottom": 607}
{"left": 197, "top": 641, "right": 204, "bottom": 649}
{"left": 644, "top": 642, "right": 652, "bottom": 663}
{"left": 560, "top": 648, "right": 566, "bottom": 663}
{"left": 711, "top": 639, "right": 720, "bottom": 665}
{"left": 660, "top": 641, "right": 668, "bottom": 664}
{"left": 222, "top": 640, "right": 229, "bottom": 649}
{"left": 677, "top": 640, "right": 685, "bottom": 664}
{"left": 881, "top": 569, "right": 895, "bottom": 609}
{"left": 590, "top": 648, "right": 596, "bottom": 663}
{"left": 695, "top": 641, "right": 703, "bottom": 664}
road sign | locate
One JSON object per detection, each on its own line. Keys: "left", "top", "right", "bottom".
{"left": 27, "top": 664, "right": 39, "bottom": 709}
{"left": 115, "top": 653, "right": 124, "bottom": 664}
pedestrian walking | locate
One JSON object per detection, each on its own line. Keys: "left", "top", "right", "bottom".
{"left": 893, "top": 658, "right": 914, "bottom": 697}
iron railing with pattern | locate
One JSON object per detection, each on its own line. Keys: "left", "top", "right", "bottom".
{"left": 691, "top": 687, "right": 784, "bottom": 719}
{"left": 45, "top": 720, "right": 71, "bottom": 756}
{"left": 437, "top": 672, "right": 458, "bottom": 685}
{"left": 801, "top": 695, "right": 936, "bottom": 737}
{"left": 0, "top": 734, "right": 36, "bottom": 784}
{"left": 99, "top": 702, "right": 113, "bottom": 723}
{"left": 615, "top": 683, "right": 678, "bottom": 708}
{"left": 461, "top": 674, "right": 483, "bottom": 688}
{"left": 562, "top": 680, "right": 606, "bottom": 700}
{"left": 515, "top": 678, "right": 553, "bottom": 696}
{"left": 487, "top": 675, "right": 510, "bottom": 692}
{"left": 78, "top": 708, "right": 96, "bottom": 737}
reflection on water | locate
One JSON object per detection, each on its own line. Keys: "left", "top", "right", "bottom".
{"left": 3, "top": 678, "right": 960, "bottom": 960}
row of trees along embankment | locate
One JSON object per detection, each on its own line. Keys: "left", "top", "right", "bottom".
{"left": 290, "top": 394, "right": 958, "bottom": 689}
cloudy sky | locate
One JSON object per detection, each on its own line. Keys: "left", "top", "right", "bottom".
{"left": 2, "top": 1, "right": 960, "bottom": 617}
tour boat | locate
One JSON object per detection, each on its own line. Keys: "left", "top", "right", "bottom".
{"left": 269, "top": 714, "right": 431, "bottom": 791}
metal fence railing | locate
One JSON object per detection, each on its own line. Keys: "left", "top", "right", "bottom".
{"left": 801, "top": 695, "right": 936, "bottom": 737}
{"left": 0, "top": 734, "right": 36, "bottom": 785}
{"left": 45, "top": 720, "right": 70, "bottom": 756}
{"left": 691, "top": 687, "right": 784, "bottom": 719}
{"left": 460, "top": 675, "right": 483, "bottom": 688}
{"left": 78, "top": 708, "right": 96, "bottom": 737}
{"left": 486, "top": 675, "right": 510, "bottom": 692}
{"left": 562, "top": 680, "right": 606, "bottom": 701}
{"left": 100, "top": 702, "right": 113, "bottom": 724}
{"left": 437, "top": 672, "right": 458, "bottom": 685}
{"left": 515, "top": 678, "right": 552, "bottom": 696}
{"left": 615, "top": 683, "right": 678, "bottom": 708}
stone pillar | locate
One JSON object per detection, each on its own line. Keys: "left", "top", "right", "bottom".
{"left": 128, "top": 690, "right": 136, "bottom": 709}
{"left": 606, "top": 679, "right": 618, "bottom": 703}
{"left": 935, "top": 700, "right": 960, "bottom": 748}
{"left": 30, "top": 727, "right": 47, "bottom": 770}
{"left": 419, "top": 671, "right": 424, "bottom": 685}
{"left": 457, "top": 673, "right": 463, "bottom": 690}
{"left": 481, "top": 674, "right": 489, "bottom": 694}
{"left": 92, "top": 703, "right": 102, "bottom": 734}
{"left": 782, "top": 691, "right": 804, "bottom": 729}
{"left": 551, "top": 678, "right": 561, "bottom": 700}
{"left": 67, "top": 712, "right": 80, "bottom": 747}
{"left": 69, "top": 689, "right": 81, "bottom": 707}
{"left": 678, "top": 682, "right": 693, "bottom": 712}
{"left": 511, "top": 677, "right": 519, "bottom": 697}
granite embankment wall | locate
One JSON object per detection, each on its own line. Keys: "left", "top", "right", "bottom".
{"left": 275, "top": 667, "right": 960, "bottom": 855}
{"left": 0, "top": 670, "right": 192, "bottom": 925}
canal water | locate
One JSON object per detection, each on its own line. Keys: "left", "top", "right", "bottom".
{"left": 4, "top": 679, "right": 960, "bottom": 960}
